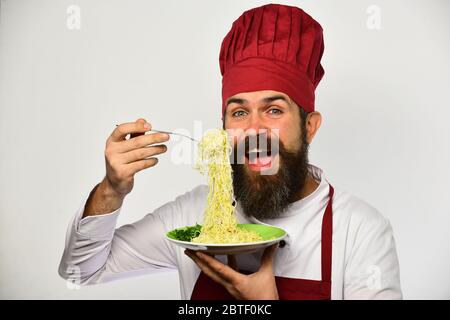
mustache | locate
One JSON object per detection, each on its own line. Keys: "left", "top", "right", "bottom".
{"left": 231, "top": 133, "right": 280, "bottom": 163}
{"left": 231, "top": 135, "right": 310, "bottom": 219}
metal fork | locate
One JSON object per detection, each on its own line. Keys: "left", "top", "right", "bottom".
{"left": 149, "top": 129, "right": 199, "bottom": 142}
{"left": 115, "top": 124, "right": 199, "bottom": 142}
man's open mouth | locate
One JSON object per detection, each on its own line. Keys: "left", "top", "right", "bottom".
{"left": 245, "top": 148, "right": 275, "bottom": 170}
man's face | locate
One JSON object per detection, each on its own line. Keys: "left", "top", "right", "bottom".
{"left": 224, "top": 90, "right": 310, "bottom": 219}
{"left": 224, "top": 90, "right": 302, "bottom": 159}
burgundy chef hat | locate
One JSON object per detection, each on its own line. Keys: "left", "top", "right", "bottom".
{"left": 220, "top": 3, "right": 325, "bottom": 118}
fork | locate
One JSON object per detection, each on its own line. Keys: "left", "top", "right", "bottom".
{"left": 115, "top": 124, "right": 199, "bottom": 142}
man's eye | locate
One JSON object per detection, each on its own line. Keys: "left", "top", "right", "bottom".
{"left": 268, "top": 108, "right": 283, "bottom": 115}
{"left": 232, "top": 110, "right": 247, "bottom": 117}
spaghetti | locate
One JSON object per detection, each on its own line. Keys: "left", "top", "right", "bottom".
{"left": 192, "top": 129, "right": 262, "bottom": 244}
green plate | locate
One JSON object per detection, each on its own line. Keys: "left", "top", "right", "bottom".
{"left": 166, "top": 224, "right": 287, "bottom": 255}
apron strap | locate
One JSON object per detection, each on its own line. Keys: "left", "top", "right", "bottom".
{"left": 321, "top": 184, "right": 334, "bottom": 283}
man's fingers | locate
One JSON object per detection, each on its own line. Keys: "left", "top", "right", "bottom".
{"left": 185, "top": 250, "right": 229, "bottom": 288}
{"left": 126, "top": 157, "right": 159, "bottom": 174}
{"left": 185, "top": 249, "right": 242, "bottom": 285}
{"left": 130, "top": 119, "right": 147, "bottom": 139}
{"left": 121, "top": 144, "right": 168, "bottom": 164}
{"left": 194, "top": 251, "right": 243, "bottom": 285}
{"left": 110, "top": 118, "right": 151, "bottom": 142}
{"left": 115, "top": 132, "right": 170, "bottom": 153}
{"left": 260, "top": 244, "right": 278, "bottom": 272}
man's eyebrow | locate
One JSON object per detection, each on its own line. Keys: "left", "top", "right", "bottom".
{"left": 262, "top": 95, "right": 289, "bottom": 104}
{"left": 226, "top": 98, "right": 246, "bottom": 107}
{"left": 226, "top": 95, "right": 289, "bottom": 107}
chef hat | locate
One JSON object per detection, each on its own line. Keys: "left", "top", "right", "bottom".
{"left": 220, "top": 3, "right": 325, "bottom": 118}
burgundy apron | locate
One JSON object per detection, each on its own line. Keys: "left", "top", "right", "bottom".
{"left": 191, "top": 185, "right": 334, "bottom": 300}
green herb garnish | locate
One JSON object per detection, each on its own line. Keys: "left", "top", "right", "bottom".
{"left": 172, "top": 224, "right": 202, "bottom": 242}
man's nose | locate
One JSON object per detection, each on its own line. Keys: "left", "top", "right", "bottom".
{"left": 247, "top": 113, "right": 267, "bottom": 133}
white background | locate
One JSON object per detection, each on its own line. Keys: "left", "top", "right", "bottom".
{"left": 1, "top": 0, "right": 449, "bottom": 299}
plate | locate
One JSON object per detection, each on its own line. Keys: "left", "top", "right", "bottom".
{"left": 166, "top": 224, "right": 287, "bottom": 255}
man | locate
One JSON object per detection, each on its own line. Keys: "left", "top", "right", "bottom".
{"left": 59, "top": 4, "right": 402, "bottom": 299}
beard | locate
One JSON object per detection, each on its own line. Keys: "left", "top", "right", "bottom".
{"left": 231, "top": 132, "right": 310, "bottom": 220}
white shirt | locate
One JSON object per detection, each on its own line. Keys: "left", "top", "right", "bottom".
{"left": 59, "top": 165, "right": 402, "bottom": 299}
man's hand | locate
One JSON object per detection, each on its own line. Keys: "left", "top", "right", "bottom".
{"left": 185, "top": 244, "right": 279, "bottom": 300}
{"left": 104, "top": 118, "right": 169, "bottom": 197}
{"left": 83, "top": 118, "right": 169, "bottom": 217}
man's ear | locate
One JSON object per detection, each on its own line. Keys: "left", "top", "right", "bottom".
{"left": 306, "top": 112, "right": 322, "bottom": 144}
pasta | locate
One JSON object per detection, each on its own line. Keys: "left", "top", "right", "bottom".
{"left": 192, "top": 129, "right": 262, "bottom": 244}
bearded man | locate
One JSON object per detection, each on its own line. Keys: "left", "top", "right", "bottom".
{"left": 59, "top": 4, "right": 402, "bottom": 300}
